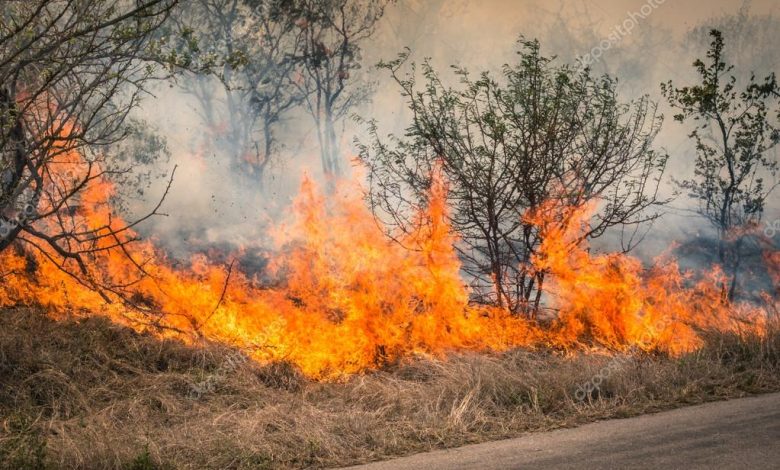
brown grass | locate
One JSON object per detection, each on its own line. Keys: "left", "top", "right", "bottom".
{"left": 1, "top": 307, "right": 778, "bottom": 469}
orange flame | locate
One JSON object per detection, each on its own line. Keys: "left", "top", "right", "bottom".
{"left": 0, "top": 142, "right": 775, "bottom": 378}
{"left": 526, "top": 200, "right": 769, "bottom": 355}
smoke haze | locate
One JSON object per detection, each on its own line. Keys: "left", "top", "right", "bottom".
{"left": 131, "top": 0, "right": 779, "bottom": 266}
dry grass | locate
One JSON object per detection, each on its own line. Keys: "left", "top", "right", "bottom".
{"left": 1, "top": 307, "right": 778, "bottom": 469}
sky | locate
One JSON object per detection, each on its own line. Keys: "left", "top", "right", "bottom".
{"left": 137, "top": 0, "right": 780, "bottom": 259}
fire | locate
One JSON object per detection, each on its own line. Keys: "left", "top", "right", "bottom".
{"left": 0, "top": 145, "right": 539, "bottom": 378}
{"left": 0, "top": 141, "right": 775, "bottom": 379}
{"left": 764, "top": 251, "right": 780, "bottom": 298}
{"left": 526, "top": 201, "right": 769, "bottom": 355}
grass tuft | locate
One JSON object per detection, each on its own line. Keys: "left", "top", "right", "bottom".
{"left": 1, "top": 307, "right": 778, "bottom": 469}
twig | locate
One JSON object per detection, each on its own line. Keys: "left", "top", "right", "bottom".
{"left": 198, "top": 259, "right": 236, "bottom": 331}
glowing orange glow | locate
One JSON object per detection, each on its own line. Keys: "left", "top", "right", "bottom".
{"left": 526, "top": 201, "right": 769, "bottom": 355}
{"left": 765, "top": 251, "right": 780, "bottom": 298}
{"left": 0, "top": 140, "right": 775, "bottom": 379}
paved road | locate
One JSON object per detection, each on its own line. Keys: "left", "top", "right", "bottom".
{"left": 343, "top": 393, "right": 780, "bottom": 470}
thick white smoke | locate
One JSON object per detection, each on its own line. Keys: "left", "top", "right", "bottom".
{"left": 128, "top": 0, "right": 779, "bottom": 271}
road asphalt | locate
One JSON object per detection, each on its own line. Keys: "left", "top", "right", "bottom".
{"left": 342, "top": 392, "right": 780, "bottom": 470}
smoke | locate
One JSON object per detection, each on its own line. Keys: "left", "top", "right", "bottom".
{"left": 125, "top": 0, "right": 778, "bottom": 273}
{"left": 125, "top": 78, "right": 323, "bottom": 258}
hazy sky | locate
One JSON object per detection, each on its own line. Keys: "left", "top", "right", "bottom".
{"left": 369, "top": 0, "right": 777, "bottom": 70}
{"left": 367, "top": 0, "right": 780, "bottom": 255}
{"left": 138, "top": 0, "right": 779, "bottom": 255}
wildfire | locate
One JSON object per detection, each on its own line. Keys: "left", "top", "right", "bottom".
{"left": 0, "top": 143, "right": 776, "bottom": 379}
{"left": 526, "top": 201, "right": 769, "bottom": 355}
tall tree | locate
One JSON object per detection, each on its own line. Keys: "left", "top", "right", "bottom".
{"left": 290, "top": 0, "right": 392, "bottom": 178}
{"left": 359, "top": 39, "right": 669, "bottom": 315}
{"left": 662, "top": 29, "right": 780, "bottom": 300}
{"left": 170, "top": 0, "right": 304, "bottom": 185}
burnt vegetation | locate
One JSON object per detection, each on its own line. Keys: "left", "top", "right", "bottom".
{"left": 359, "top": 39, "right": 669, "bottom": 315}
{"left": 663, "top": 30, "right": 780, "bottom": 300}
{"left": 0, "top": 1, "right": 775, "bottom": 317}
{"left": 0, "top": 307, "right": 778, "bottom": 469}
{"left": 0, "top": 0, "right": 179, "bottom": 300}
{"left": 0, "top": 2, "right": 778, "bottom": 468}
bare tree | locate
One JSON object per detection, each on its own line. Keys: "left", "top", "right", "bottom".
{"left": 289, "top": 0, "right": 392, "bottom": 178}
{"left": 0, "top": 0, "right": 178, "bottom": 297}
{"left": 170, "top": 0, "right": 304, "bottom": 185}
{"left": 662, "top": 29, "right": 780, "bottom": 300}
{"left": 359, "top": 39, "right": 669, "bottom": 315}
